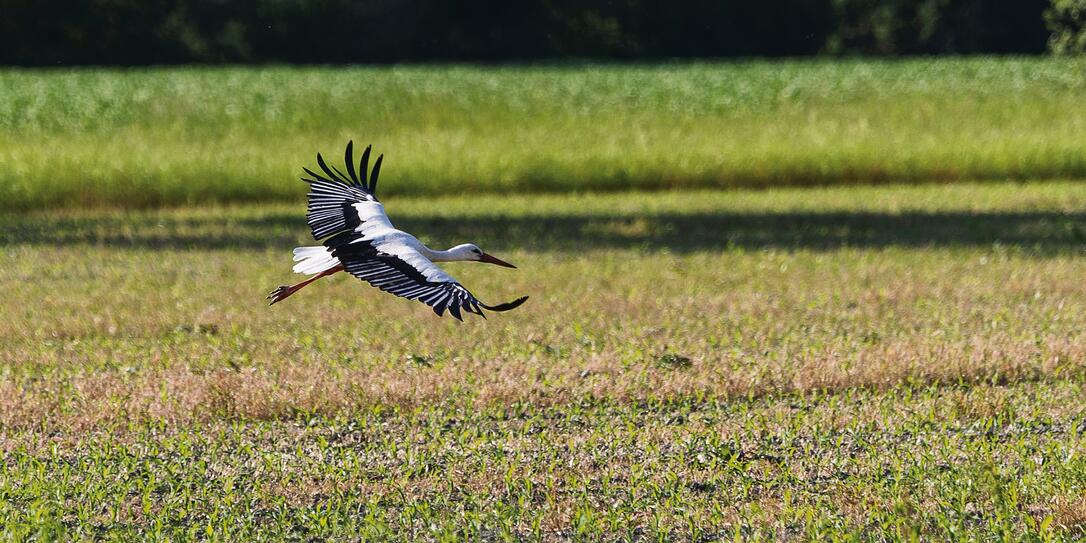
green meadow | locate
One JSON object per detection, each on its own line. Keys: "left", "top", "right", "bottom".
{"left": 2, "top": 57, "right": 1086, "bottom": 210}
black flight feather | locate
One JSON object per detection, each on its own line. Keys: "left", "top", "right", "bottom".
{"left": 302, "top": 166, "right": 330, "bottom": 183}
{"left": 344, "top": 141, "right": 359, "bottom": 184}
{"left": 316, "top": 153, "right": 346, "bottom": 184}
{"left": 330, "top": 163, "right": 351, "bottom": 184}
{"left": 358, "top": 145, "right": 371, "bottom": 186}
{"left": 370, "top": 154, "right": 383, "bottom": 195}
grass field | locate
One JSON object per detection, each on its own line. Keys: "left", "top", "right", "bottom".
{"left": 2, "top": 57, "right": 1086, "bottom": 210}
{"left": 2, "top": 180, "right": 1086, "bottom": 539}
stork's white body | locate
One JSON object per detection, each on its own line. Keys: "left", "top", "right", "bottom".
{"left": 292, "top": 200, "right": 457, "bottom": 284}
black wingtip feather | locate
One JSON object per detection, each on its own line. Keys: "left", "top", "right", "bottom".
{"left": 344, "top": 141, "right": 358, "bottom": 184}
{"left": 330, "top": 163, "right": 351, "bottom": 184}
{"left": 480, "top": 296, "right": 529, "bottom": 312}
{"left": 302, "top": 167, "right": 330, "bottom": 183}
{"left": 370, "top": 154, "right": 383, "bottom": 195}
{"left": 359, "top": 145, "right": 371, "bottom": 185}
{"left": 316, "top": 153, "right": 345, "bottom": 184}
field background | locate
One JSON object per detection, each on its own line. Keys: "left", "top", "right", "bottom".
{"left": 3, "top": 58, "right": 1086, "bottom": 540}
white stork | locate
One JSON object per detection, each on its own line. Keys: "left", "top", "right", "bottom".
{"left": 268, "top": 141, "right": 528, "bottom": 320}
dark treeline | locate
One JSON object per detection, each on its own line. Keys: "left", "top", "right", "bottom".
{"left": 1, "top": 0, "right": 1052, "bottom": 66}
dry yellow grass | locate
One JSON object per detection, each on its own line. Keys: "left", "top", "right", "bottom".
{"left": 1, "top": 182, "right": 1085, "bottom": 539}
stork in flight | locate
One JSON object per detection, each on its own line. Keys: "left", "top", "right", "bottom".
{"left": 268, "top": 142, "right": 528, "bottom": 320}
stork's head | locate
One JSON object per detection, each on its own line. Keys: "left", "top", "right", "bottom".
{"left": 450, "top": 243, "right": 516, "bottom": 268}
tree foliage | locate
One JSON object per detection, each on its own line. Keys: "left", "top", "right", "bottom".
{"left": 1046, "top": 0, "right": 1086, "bottom": 54}
{"left": 0, "top": 0, "right": 1054, "bottom": 65}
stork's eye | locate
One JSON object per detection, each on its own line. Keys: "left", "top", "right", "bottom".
{"left": 473, "top": 248, "right": 483, "bottom": 255}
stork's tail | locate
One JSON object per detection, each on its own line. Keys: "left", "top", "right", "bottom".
{"left": 292, "top": 246, "right": 339, "bottom": 275}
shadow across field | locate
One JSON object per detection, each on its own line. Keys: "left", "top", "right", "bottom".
{"left": 3, "top": 210, "right": 1084, "bottom": 253}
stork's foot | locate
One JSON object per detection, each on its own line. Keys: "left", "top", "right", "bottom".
{"left": 267, "top": 285, "right": 294, "bottom": 305}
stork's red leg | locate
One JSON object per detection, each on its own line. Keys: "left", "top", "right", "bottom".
{"left": 268, "top": 265, "right": 344, "bottom": 305}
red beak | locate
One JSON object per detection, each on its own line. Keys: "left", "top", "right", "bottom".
{"left": 478, "top": 253, "right": 516, "bottom": 268}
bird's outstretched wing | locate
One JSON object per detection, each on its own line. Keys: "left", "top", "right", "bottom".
{"left": 302, "top": 141, "right": 385, "bottom": 241}
{"left": 299, "top": 141, "right": 528, "bottom": 319}
{"left": 332, "top": 240, "right": 528, "bottom": 320}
